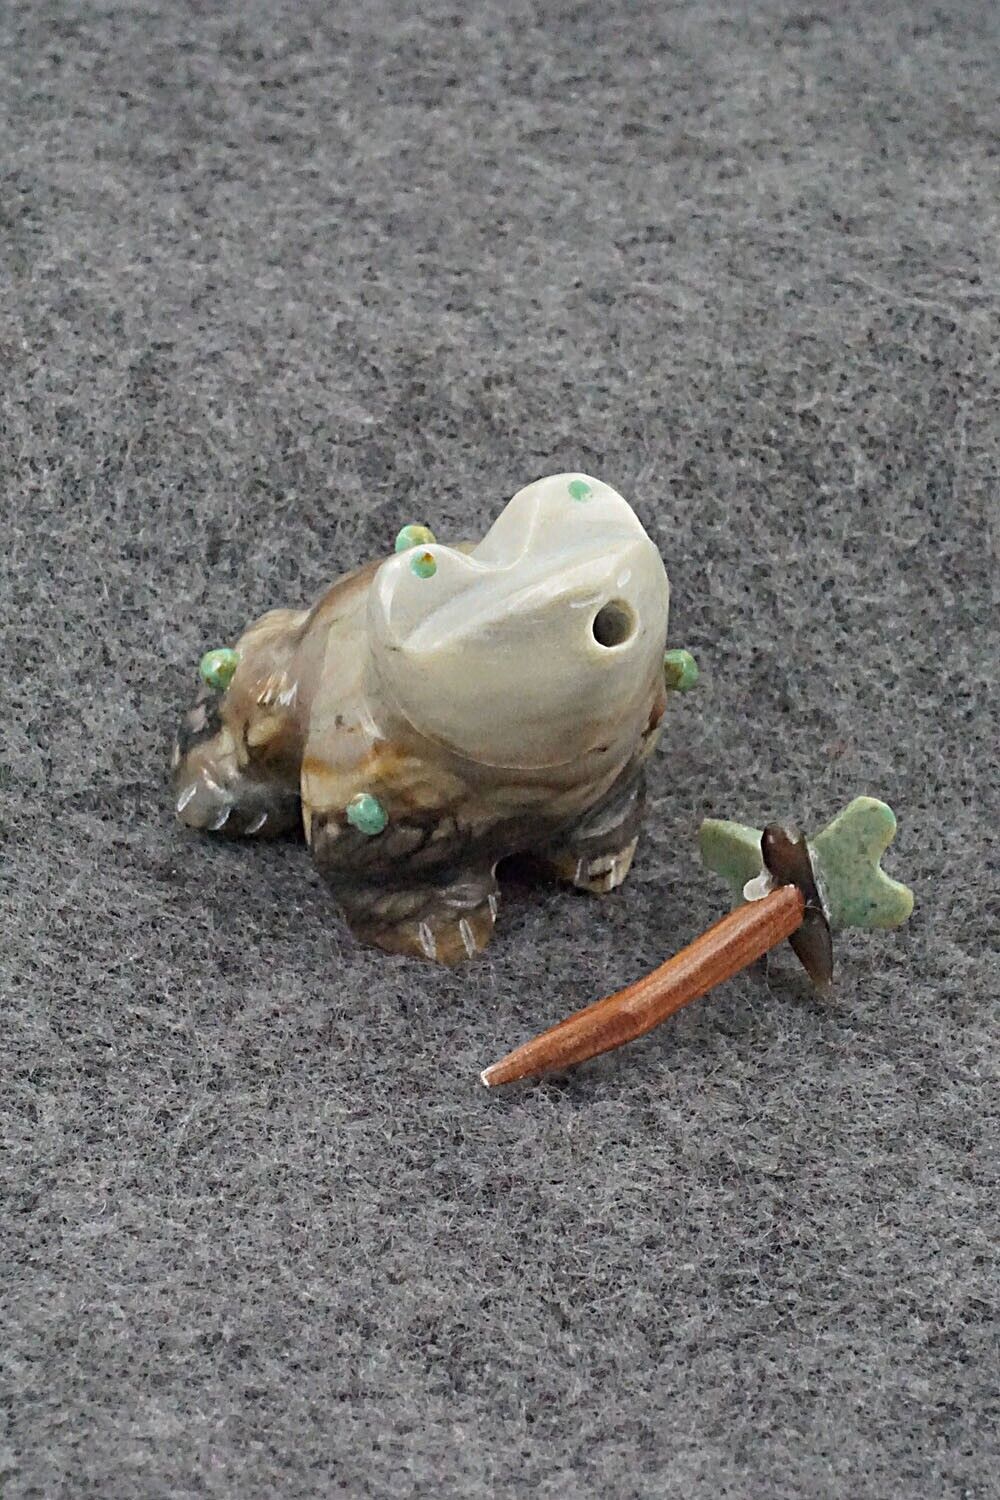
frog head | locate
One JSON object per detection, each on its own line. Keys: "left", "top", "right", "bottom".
{"left": 367, "top": 473, "right": 670, "bottom": 770}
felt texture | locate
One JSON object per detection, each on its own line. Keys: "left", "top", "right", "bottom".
{"left": 2, "top": 1, "right": 997, "bottom": 1495}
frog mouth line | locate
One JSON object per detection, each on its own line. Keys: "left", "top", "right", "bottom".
{"left": 367, "top": 640, "right": 662, "bottom": 773}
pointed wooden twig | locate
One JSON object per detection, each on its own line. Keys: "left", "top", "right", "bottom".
{"left": 481, "top": 882, "right": 805, "bottom": 1087}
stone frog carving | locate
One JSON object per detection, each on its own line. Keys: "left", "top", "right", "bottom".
{"left": 172, "top": 473, "right": 685, "bottom": 963}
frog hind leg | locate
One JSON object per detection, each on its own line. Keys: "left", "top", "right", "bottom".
{"left": 171, "top": 686, "right": 301, "bottom": 840}
{"left": 541, "top": 766, "right": 646, "bottom": 895}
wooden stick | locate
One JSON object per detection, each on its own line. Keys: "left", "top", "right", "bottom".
{"left": 481, "top": 883, "right": 806, "bottom": 1087}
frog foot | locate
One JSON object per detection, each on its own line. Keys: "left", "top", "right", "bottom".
{"left": 541, "top": 764, "right": 645, "bottom": 894}
{"left": 172, "top": 691, "right": 300, "bottom": 839}
{"left": 337, "top": 870, "right": 500, "bottom": 964}
{"left": 547, "top": 837, "right": 639, "bottom": 894}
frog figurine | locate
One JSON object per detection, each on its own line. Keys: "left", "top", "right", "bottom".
{"left": 172, "top": 473, "right": 691, "bottom": 963}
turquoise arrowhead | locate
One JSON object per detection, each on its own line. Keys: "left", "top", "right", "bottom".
{"left": 699, "top": 796, "right": 913, "bottom": 933}
{"left": 811, "top": 797, "right": 913, "bottom": 931}
{"left": 698, "top": 817, "right": 765, "bottom": 902}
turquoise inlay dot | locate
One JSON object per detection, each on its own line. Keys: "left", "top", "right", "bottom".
{"left": 198, "top": 647, "right": 240, "bottom": 691}
{"left": 567, "top": 478, "right": 592, "bottom": 501}
{"left": 346, "top": 792, "right": 389, "bottom": 837}
{"left": 663, "top": 648, "right": 699, "bottom": 692}
{"left": 394, "top": 523, "right": 436, "bottom": 553}
{"left": 409, "top": 550, "right": 437, "bottom": 579}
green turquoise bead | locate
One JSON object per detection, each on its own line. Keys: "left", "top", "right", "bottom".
{"left": 567, "top": 478, "right": 592, "bottom": 501}
{"left": 409, "top": 550, "right": 437, "bottom": 579}
{"left": 663, "top": 648, "right": 699, "bottom": 692}
{"left": 395, "top": 523, "right": 436, "bottom": 553}
{"left": 346, "top": 792, "right": 389, "bottom": 836}
{"left": 198, "top": 647, "right": 240, "bottom": 691}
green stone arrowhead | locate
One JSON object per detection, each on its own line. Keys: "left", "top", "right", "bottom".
{"left": 811, "top": 796, "right": 913, "bottom": 931}
{"left": 698, "top": 796, "right": 914, "bottom": 933}
{"left": 698, "top": 817, "right": 765, "bottom": 902}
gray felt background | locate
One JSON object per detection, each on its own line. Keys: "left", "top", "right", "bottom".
{"left": 2, "top": 1, "right": 998, "bottom": 1496}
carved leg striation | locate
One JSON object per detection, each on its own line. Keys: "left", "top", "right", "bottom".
{"left": 542, "top": 767, "right": 646, "bottom": 896}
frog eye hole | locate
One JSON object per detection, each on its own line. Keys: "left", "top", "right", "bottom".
{"left": 591, "top": 600, "right": 636, "bottom": 649}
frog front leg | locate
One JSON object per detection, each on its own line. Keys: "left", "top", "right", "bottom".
{"left": 308, "top": 806, "right": 500, "bottom": 963}
{"left": 302, "top": 739, "right": 502, "bottom": 963}
{"left": 172, "top": 683, "right": 301, "bottom": 839}
{"left": 540, "top": 764, "right": 647, "bottom": 895}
